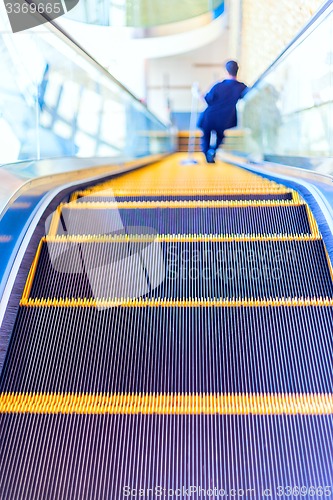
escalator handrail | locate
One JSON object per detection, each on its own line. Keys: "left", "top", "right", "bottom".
{"left": 18, "top": 0, "right": 169, "bottom": 130}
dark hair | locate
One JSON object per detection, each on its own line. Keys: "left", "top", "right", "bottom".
{"left": 225, "top": 60, "right": 239, "bottom": 77}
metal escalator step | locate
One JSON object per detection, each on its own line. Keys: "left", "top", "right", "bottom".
{"left": 1, "top": 413, "right": 332, "bottom": 498}
{"left": 70, "top": 188, "right": 293, "bottom": 203}
{"left": 75, "top": 193, "right": 294, "bottom": 202}
{"left": 1, "top": 305, "right": 333, "bottom": 394}
{"left": 53, "top": 205, "right": 312, "bottom": 236}
{"left": 26, "top": 240, "right": 333, "bottom": 300}
{"left": 84, "top": 156, "right": 286, "bottom": 193}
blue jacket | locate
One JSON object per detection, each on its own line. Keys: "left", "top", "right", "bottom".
{"left": 198, "top": 79, "right": 247, "bottom": 131}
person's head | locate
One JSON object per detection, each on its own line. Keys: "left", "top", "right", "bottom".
{"left": 225, "top": 60, "right": 239, "bottom": 78}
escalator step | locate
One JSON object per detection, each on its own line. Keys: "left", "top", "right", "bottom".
{"left": 84, "top": 156, "right": 286, "bottom": 193}
{"left": 75, "top": 193, "right": 294, "bottom": 202}
{"left": 2, "top": 305, "right": 333, "bottom": 394}
{"left": 54, "top": 205, "right": 312, "bottom": 236}
{"left": 27, "top": 239, "right": 333, "bottom": 300}
{"left": 1, "top": 413, "right": 332, "bottom": 498}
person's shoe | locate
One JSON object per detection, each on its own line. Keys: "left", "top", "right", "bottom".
{"left": 205, "top": 149, "right": 215, "bottom": 163}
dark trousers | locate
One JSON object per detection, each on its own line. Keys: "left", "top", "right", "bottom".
{"left": 201, "top": 128, "right": 225, "bottom": 155}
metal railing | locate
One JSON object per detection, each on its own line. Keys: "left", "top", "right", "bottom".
{"left": 0, "top": 3, "right": 175, "bottom": 166}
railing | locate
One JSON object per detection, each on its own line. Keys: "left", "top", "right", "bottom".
{"left": 65, "top": 0, "right": 224, "bottom": 28}
{"left": 238, "top": 0, "right": 333, "bottom": 166}
{"left": 0, "top": 4, "right": 174, "bottom": 166}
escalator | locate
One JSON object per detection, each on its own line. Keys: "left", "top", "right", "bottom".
{"left": 1, "top": 153, "right": 333, "bottom": 497}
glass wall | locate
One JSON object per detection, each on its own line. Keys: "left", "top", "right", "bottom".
{"left": 65, "top": 0, "right": 224, "bottom": 28}
{"left": 240, "top": 3, "right": 333, "bottom": 162}
{"left": 0, "top": 5, "right": 174, "bottom": 165}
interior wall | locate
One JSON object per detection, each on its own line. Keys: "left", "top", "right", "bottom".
{"left": 141, "top": 0, "right": 326, "bottom": 126}
{"left": 146, "top": 29, "right": 230, "bottom": 125}
{"left": 240, "top": 0, "right": 325, "bottom": 84}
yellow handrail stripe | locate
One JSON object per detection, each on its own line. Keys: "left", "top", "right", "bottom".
{"left": 1, "top": 392, "right": 333, "bottom": 415}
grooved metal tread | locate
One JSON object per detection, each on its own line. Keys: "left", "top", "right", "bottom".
{"left": 75, "top": 193, "right": 294, "bottom": 202}
{"left": 1, "top": 413, "right": 332, "bottom": 499}
{"left": 53, "top": 205, "right": 312, "bottom": 237}
{"left": 26, "top": 239, "right": 333, "bottom": 300}
{"left": 1, "top": 153, "right": 333, "bottom": 497}
{"left": 2, "top": 305, "right": 333, "bottom": 394}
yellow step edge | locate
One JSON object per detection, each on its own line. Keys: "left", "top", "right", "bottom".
{"left": 91, "top": 183, "right": 285, "bottom": 193}
{"left": 76, "top": 187, "right": 291, "bottom": 196}
{"left": 292, "top": 190, "right": 302, "bottom": 203}
{"left": 306, "top": 204, "right": 321, "bottom": 237}
{"left": 48, "top": 205, "right": 62, "bottom": 237}
{"left": 58, "top": 200, "right": 304, "bottom": 209}
{"left": 91, "top": 174, "right": 282, "bottom": 189}
{"left": 71, "top": 188, "right": 294, "bottom": 201}
{"left": 79, "top": 154, "right": 287, "bottom": 192}
{"left": 20, "top": 297, "right": 333, "bottom": 308}
{"left": 1, "top": 392, "right": 333, "bottom": 415}
{"left": 21, "top": 239, "right": 44, "bottom": 302}
{"left": 45, "top": 234, "right": 321, "bottom": 243}
{"left": 75, "top": 187, "right": 294, "bottom": 194}
{"left": 49, "top": 199, "right": 320, "bottom": 239}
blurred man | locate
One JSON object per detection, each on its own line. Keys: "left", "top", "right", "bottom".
{"left": 198, "top": 61, "right": 248, "bottom": 163}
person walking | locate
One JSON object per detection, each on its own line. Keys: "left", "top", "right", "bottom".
{"left": 198, "top": 60, "right": 248, "bottom": 163}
